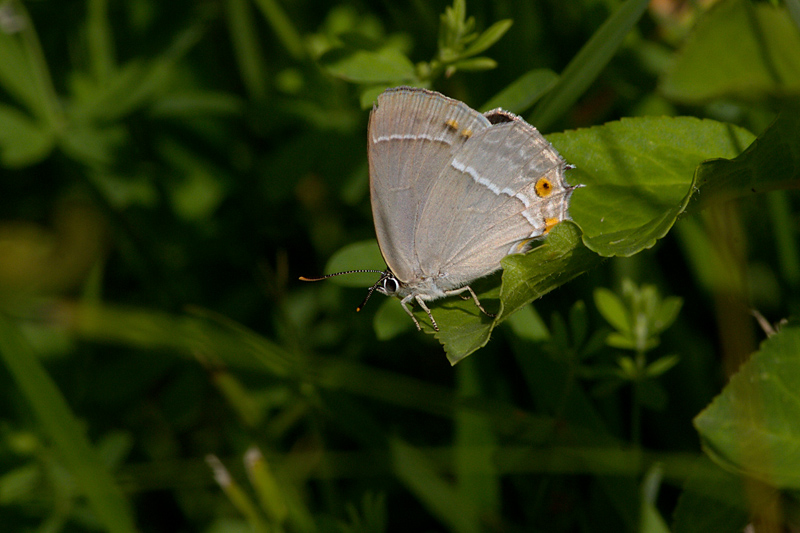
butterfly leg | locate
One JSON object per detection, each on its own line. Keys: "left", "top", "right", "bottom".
{"left": 416, "top": 295, "right": 440, "bottom": 331}
{"left": 446, "top": 286, "right": 496, "bottom": 318}
{"left": 400, "top": 294, "right": 427, "bottom": 331}
{"left": 402, "top": 294, "right": 439, "bottom": 331}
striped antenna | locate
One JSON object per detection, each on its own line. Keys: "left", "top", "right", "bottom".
{"left": 299, "top": 269, "right": 392, "bottom": 312}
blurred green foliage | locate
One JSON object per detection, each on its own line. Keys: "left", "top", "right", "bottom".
{"left": 0, "top": 0, "right": 799, "bottom": 531}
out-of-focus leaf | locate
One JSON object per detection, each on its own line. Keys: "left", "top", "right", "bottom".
{"left": 0, "top": 314, "right": 137, "bottom": 533}
{"left": 459, "top": 19, "right": 513, "bottom": 58}
{"left": 530, "top": 0, "right": 651, "bottom": 131}
{"left": 320, "top": 48, "right": 416, "bottom": 83}
{"left": 0, "top": 104, "right": 54, "bottom": 167}
{"left": 480, "top": 69, "right": 559, "bottom": 114}
{"left": 695, "top": 322, "right": 800, "bottom": 488}
{"left": 692, "top": 106, "right": 800, "bottom": 212}
{"left": 661, "top": 0, "right": 800, "bottom": 103}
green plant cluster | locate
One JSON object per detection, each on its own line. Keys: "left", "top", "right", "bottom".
{"left": 0, "top": 0, "right": 799, "bottom": 532}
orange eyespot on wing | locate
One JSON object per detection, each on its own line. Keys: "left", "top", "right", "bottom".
{"left": 535, "top": 177, "right": 553, "bottom": 197}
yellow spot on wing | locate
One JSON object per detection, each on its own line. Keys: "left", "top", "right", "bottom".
{"left": 544, "top": 217, "right": 559, "bottom": 233}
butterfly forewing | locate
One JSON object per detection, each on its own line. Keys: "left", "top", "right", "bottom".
{"left": 368, "top": 87, "right": 491, "bottom": 284}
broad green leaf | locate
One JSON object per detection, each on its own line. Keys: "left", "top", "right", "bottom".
{"left": 549, "top": 116, "right": 755, "bottom": 256}
{"left": 480, "top": 69, "right": 559, "bottom": 114}
{"left": 459, "top": 19, "right": 513, "bottom": 59}
{"left": 661, "top": 0, "right": 800, "bottom": 103}
{"left": 695, "top": 322, "right": 800, "bottom": 488}
{"left": 319, "top": 48, "right": 416, "bottom": 83}
{"left": 499, "top": 222, "right": 600, "bottom": 324}
{"left": 0, "top": 104, "right": 54, "bottom": 167}
{"left": 692, "top": 106, "right": 800, "bottom": 212}
{"left": 0, "top": 314, "right": 137, "bottom": 533}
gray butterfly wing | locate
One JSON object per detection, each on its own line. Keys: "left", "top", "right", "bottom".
{"left": 368, "top": 87, "right": 491, "bottom": 283}
{"left": 414, "top": 114, "right": 573, "bottom": 290}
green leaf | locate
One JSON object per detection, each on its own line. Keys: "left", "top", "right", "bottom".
{"left": 0, "top": 104, "right": 54, "bottom": 167}
{"left": 319, "top": 47, "right": 416, "bottom": 83}
{"left": 499, "top": 222, "right": 600, "bottom": 321}
{"left": 694, "top": 322, "right": 800, "bottom": 488}
{"left": 0, "top": 30, "right": 50, "bottom": 120}
{"left": 653, "top": 296, "right": 683, "bottom": 336}
{"left": 480, "top": 69, "right": 559, "bottom": 114}
{"left": 660, "top": 0, "right": 800, "bottom": 103}
{"left": 594, "top": 288, "right": 631, "bottom": 335}
{"left": 616, "top": 356, "right": 637, "bottom": 378}
{"left": 58, "top": 122, "right": 127, "bottom": 166}
{"left": 530, "top": 0, "right": 651, "bottom": 131}
{"left": 70, "top": 30, "right": 200, "bottom": 123}
{"left": 607, "top": 332, "right": 637, "bottom": 351}
{"left": 252, "top": 0, "right": 305, "bottom": 60}
{"left": 505, "top": 305, "right": 550, "bottom": 342}
{"left": 459, "top": 19, "right": 513, "bottom": 59}
{"left": 448, "top": 56, "right": 497, "bottom": 72}
{"left": 645, "top": 354, "right": 680, "bottom": 378}
{"left": 549, "top": 116, "right": 756, "bottom": 256}
{"left": 692, "top": 106, "right": 800, "bottom": 212}
{"left": 225, "top": 0, "right": 269, "bottom": 100}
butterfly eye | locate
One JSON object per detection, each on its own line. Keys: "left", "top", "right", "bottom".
{"left": 382, "top": 277, "right": 399, "bottom": 295}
